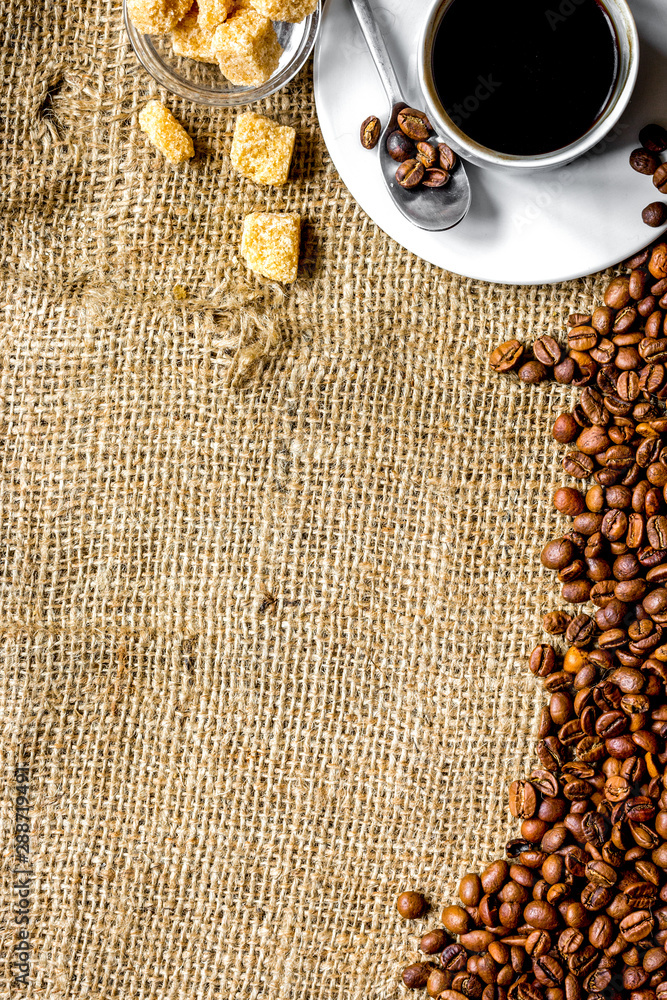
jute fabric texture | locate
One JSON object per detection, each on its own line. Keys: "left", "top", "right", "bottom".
{"left": 0, "top": 1, "right": 624, "bottom": 996}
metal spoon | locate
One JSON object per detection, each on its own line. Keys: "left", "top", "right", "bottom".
{"left": 349, "top": 0, "right": 471, "bottom": 231}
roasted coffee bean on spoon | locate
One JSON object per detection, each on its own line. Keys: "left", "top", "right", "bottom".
{"left": 438, "top": 143, "right": 457, "bottom": 171}
{"left": 386, "top": 130, "right": 415, "bottom": 163}
{"left": 422, "top": 168, "right": 449, "bottom": 188}
{"left": 396, "top": 159, "right": 425, "bottom": 189}
{"left": 416, "top": 142, "right": 438, "bottom": 169}
{"left": 397, "top": 108, "right": 432, "bottom": 141}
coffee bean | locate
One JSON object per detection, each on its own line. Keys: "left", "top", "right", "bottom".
{"left": 533, "top": 337, "right": 562, "bottom": 366}
{"left": 386, "top": 129, "right": 414, "bottom": 162}
{"left": 461, "top": 930, "right": 496, "bottom": 952}
{"left": 523, "top": 930, "right": 550, "bottom": 958}
{"left": 655, "top": 165, "right": 667, "bottom": 195}
{"left": 577, "top": 426, "right": 610, "bottom": 455}
{"left": 585, "top": 860, "right": 617, "bottom": 886}
{"left": 509, "top": 782, "right": 538, "bottom": 819}
{"left": 524, "top": 901, "right": 559, "bottom": 931}
{"left": 542, "top": 539, "right": 575, "bottom": 570}
{"left": 582, "top": 387, "right": 609, "bottom": 425}
{"left": 397, "top": 890, "right": 427, "bottom": 919}
{"left": 568, "top": 326, "right": 597, "bottom": 351}
{"left": 421, "top": 928, "right": 450, "bottom": 954}
{"left": 590, "top": 338, "right": 616, "bottom": 364}
{"left": 396, "top": 159, "right": 424, "bottom": 189}
{"left": 462, "top": 977, "right": 486, "bottom": 999}
{"left": 554, "top": 488, "right": 585, "bottom": 516}
{"left": 423, "top": 167, "right": 450, "bottom": 188}
{"left": 567, "top": 313, "right": 592, "bottom": 329}
{"left": 415, "top": 141, "right": 437, "bottom": 168}
{"left": 563, "top": 452, "right": 594, "bottom": 479}
{"left": 649, "top": 244, "right": 667, "bottom": 280}
{"left": 490, "top": 340, "right": 524, "bottom": 373}
{"left": 605, "top": 277, "right": 631, "bottom": 309}
{"left": 360, "top": 115, "right": 381, "bottom": 149}
{"left": 519, "top": 361, "right": 548, "bottom": 384}
{"left": 640, "top": 338, "right": 667, "bottom": 364}
{"left": 613, "top": 305, "right": 641, "bottom": 332}
{"left": 498, "top": 901, "right": 522, "bottom": 930}
{"left": 561, "top": 581, "right": 591, "bottom": 603}
{"left": 615, "top": 344, "right": 641, "bottom": 369}
{"left": 553, "top": 414, "right": 578, "bottom": 444}
{"left": 645, "top": 310, "right": 665, "bottom": 338}
{"left": 534, "top": 956, "right": 564, "bottom": 986}
{"left": 604, "top": 444, "right": 635, "bottom": 469}
{"left": 442, "top": 905, "right": 471, "bottom": 935}
{"left": 441, "top": 944, "right": 468, "bottom": 972}
{"left": 397, "top": 108, "right": 432, "bottom": 141}
{"left": 432, "top": 145, "right": 456, "bottom": 176}
{"left": 649, "top": 515, "right": 667, "bottom": 548}
{"left": 481, "top": 860, "right": 509, "bottom": 895}
{"left": 428, "top": 969, "right": 454, "bottom": 998}
{"left": 591, "top": 307, "right": 614, "bottom": 337}
{"left": 631, "top": 148, "right": 661, "bottom": 175}
{"left": 617, "top": 370, "right": 641, "bottom": 401}
{"left": 640, "top": 124, "right": 667, "bottom": 153}
{"left": 529, "top": 644, "right": 557, "bottom": 677}
{"left": 565, "top": 614, "right": 596, "bottom": 647}
{"left": 459, "top": 873, "right": 483, "bottom": 907}
{"left": 403, "top": 963, "right": 438, "bottom": 989}
{"left": 629, "top": 268, "right": 650, "bottom": 300}
{"left": 478, "top": 893, "right": 500, "bottom": 927}
{"left": 644, "top": 949, "right": 667, "bottom": 973}
{"left": 637, "top": 296, "right": 659, "bottom": 320}
{"left": 570, "top": 351, "right": 597, "bottom": 386}
{"left": 601, "top": 509, "right": 628, "bottom": 541}
{"left": 554, "top": 357, "right": 576, "bottom": 384}
{"left": 643, "top": 203, "right": 667, "bottom": 228}
{"left": 620, "top": 910, "right": 654, "bottom": 943}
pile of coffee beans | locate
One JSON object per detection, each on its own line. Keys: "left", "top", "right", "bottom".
{"left": 629, "top": 124, "right": 667, "bottom": 229}
{"left": 360, "top": 109, "right": 458, "bottom": 191}
{"left": 397, "top": 239, "right": 667, "bottom": 1000}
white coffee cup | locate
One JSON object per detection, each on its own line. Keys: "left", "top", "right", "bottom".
{"left": 418, "top": 0, "right": 640, "bottom": 172}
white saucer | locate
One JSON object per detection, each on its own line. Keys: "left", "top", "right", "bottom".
{"left": 313, "top": 0, "right": 667, "bottom": 285}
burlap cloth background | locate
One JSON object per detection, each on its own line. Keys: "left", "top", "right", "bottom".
{"left": 0, "top": 2, "right": 629, "bottom": 996}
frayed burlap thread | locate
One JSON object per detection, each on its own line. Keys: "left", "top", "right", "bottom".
{"left": 0, "top": 1, "right": 628, "bottom": 996}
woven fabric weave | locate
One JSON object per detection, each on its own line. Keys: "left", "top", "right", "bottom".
{"left": 0, "top": 2, "right": 621, "bottom": 996}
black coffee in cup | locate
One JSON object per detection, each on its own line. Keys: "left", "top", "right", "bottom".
{"left": 431, "top": 0, "right": 619, "bottom": 156}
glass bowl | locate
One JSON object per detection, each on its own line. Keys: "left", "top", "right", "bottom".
{"left": 123, "top": 0, "right": 321, "bottom": 107}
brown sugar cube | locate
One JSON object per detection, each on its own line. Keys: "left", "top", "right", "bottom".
{"left": 171, "top": 5, "right": 217, "bottom": 61}
{"left": 212, "top": 7, "right": 282, "bottom": 87}
{"left": 250, "top": 0, "right": 317, "bottom": 22}
{"left": 127, "top": 0, "right": 193, "bottom": 34}
{"left": 241, "top": 213, "right": 301, "bottom": 283}
{"left": 197, "top": 0, "right": 235, "bottom": 31}
{"left": 138, "top": 100, "right": 194, "bottom": 164}
{"left": 231, "top": 112, "right": 296, "bottom": 186}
